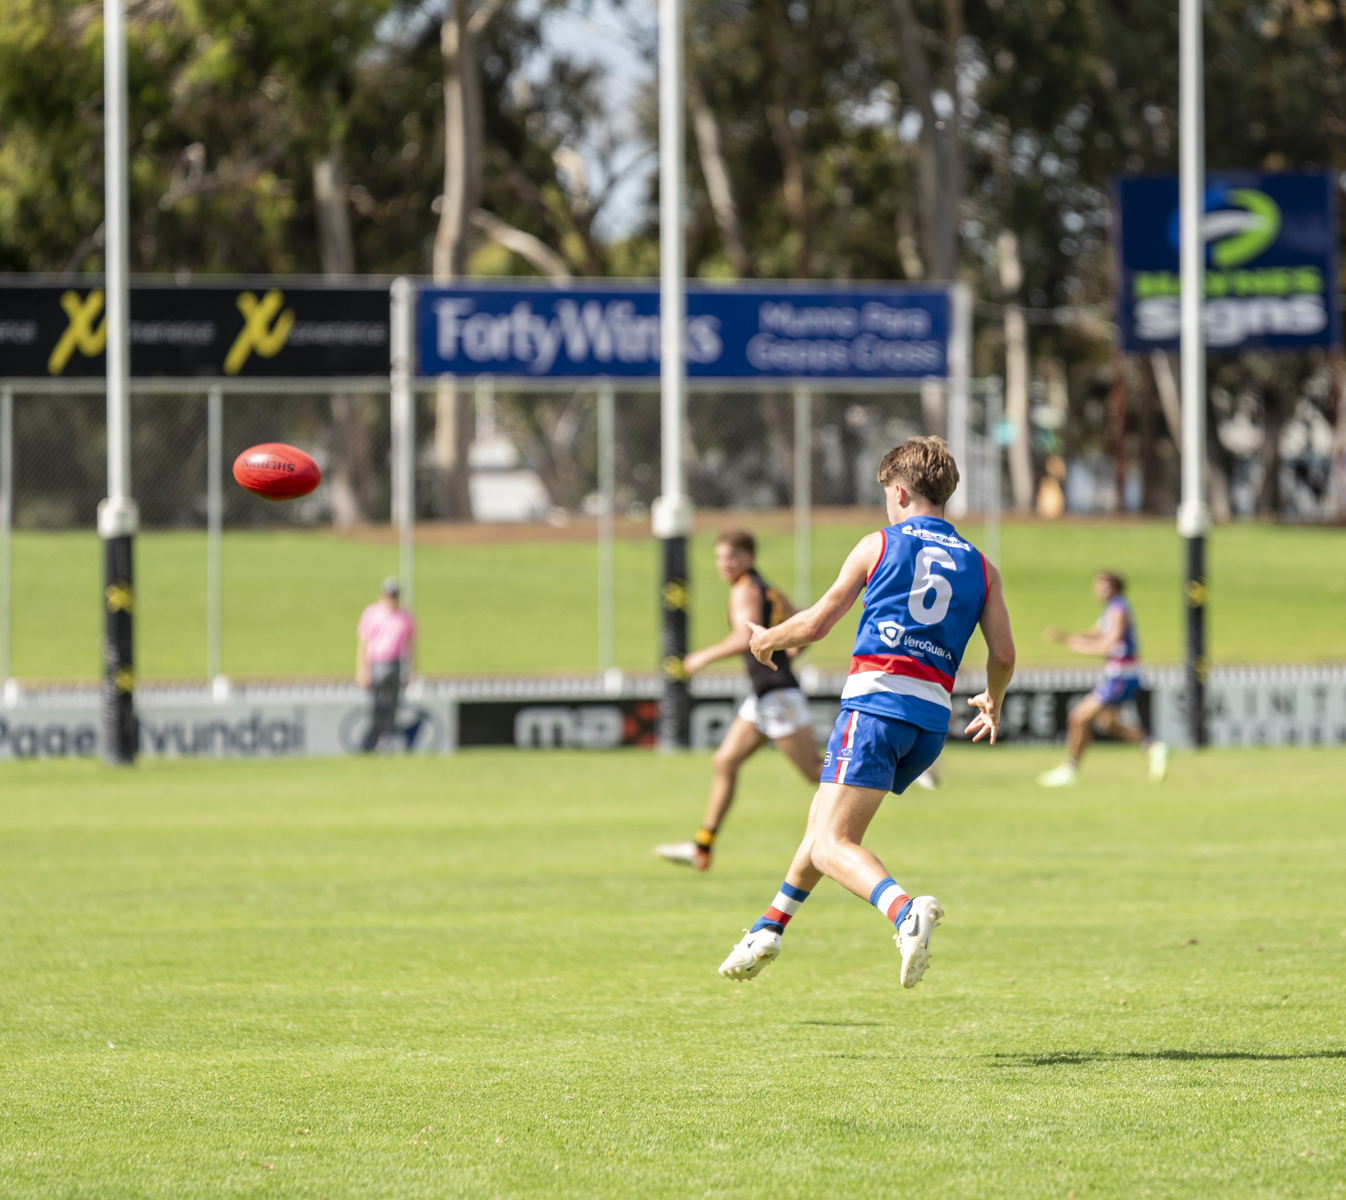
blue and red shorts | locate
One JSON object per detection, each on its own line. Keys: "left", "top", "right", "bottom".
{"left": 1090, "top": 675, "right": 1141, "bottom": 707}
{"left": 821, "top": 708, "right": 946, "bottom": 795}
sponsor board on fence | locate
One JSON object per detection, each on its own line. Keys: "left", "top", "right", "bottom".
{"left": 4, "top": 669, "right": 1346, "bottom": 760}
{"left": 0, "top": 691, "right": 454, "bottom": 761}
{"left": 0, "top": 281, "right": 390, "bottom": 377}
{"left": 416, "top": 283, "right": 952, "bottom": 379}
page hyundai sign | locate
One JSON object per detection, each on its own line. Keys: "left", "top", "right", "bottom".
{"left": 417, "top": 284, "right": 951, "bottom": 378}
{"left": 1115, "top": 172, "right": 1339, "bottom": 352}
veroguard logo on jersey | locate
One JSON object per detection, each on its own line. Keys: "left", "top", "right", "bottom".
{"left": 876, "top": 621, "right": 905, "bottom": 648}
{"left": 224, "top": 289, "right": 296, "bottom": 374}
{"left": 47, "top": 289, "right": 107, "bottom": 374}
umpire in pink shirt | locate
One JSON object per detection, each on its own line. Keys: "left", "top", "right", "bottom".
{"left": 356, "top": 576, "right": 417, "bottom": 751}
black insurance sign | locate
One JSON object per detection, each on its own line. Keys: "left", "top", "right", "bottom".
{"left": 0, "top": 282, "right": 390, "bottom": 377}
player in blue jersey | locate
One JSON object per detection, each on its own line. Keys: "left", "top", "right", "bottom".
{"left": 716, "top": 437, "right": 1016, "bottom": 989}
{"left": 1037, "top": 572, "right": 1169, "bottom": 786}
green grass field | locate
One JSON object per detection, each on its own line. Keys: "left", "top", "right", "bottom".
{"left": 9, "top": 518, "right": 1346, "bottom": 681}
{"left": 1, "top": 746, "right": 1343, "bottom": 1198}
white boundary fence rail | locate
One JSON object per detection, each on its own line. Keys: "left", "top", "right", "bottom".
{"left": 3, "top": 663, "right": 1344, "bottom": 761}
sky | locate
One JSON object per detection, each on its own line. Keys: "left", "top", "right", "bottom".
{"left": 524, "top": 0, "right": 656, "bottom": 240}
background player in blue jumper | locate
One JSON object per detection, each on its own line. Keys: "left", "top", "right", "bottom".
{"left": 717, "top": 437, "right": 1017, "bottom": 989}
{"left": 1038, "top": 571, "right": 1169, "bottom": 786}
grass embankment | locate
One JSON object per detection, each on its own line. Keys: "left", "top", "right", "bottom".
{"left": 8, "top": 518, "right": 1346, "bottom": 680}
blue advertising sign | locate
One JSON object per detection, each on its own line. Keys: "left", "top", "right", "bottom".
{"left": 417, "top": 283, "right": 951, "bottom": 378}
{"left": 1115, "top": 171, "right": 1339, "bottom": 352}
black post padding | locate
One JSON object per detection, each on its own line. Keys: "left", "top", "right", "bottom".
{"left": 1184, "top": 533, "right": 1207, "bottom": 748}
{"left": 657, "top": 534, "right": 690, "bottom": 749}
{"left": 103, "top": 533, "right": 137, "bottom": 764}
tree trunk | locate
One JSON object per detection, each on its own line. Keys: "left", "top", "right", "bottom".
{"left": 432, "top": 0, "right": 505, "bottom": 519}
{"left": 1138, "top": 358, "right": 1163, "bottom": 513}
{"left": 313, "top": 151, "right": 371, "bottom": 529}
{"left": 435, "top": 0, "right": 482, "bottom": 281}
{"left": 688, "top": 74, "right": 752, "bottom": 278}
{"left": 889, "top": 0, "right": 963, "bottom": 280}
{"left": 760, "top": 0, "right": 811, "bottom": 276}
{"left": 1257, "top": 376, "right": 1288, "bottom": 517}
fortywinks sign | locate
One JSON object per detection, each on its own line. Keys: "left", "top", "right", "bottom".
{"left": 416, "top": 283, "right": 955, "bottom": 378}
{"left": 0, "top": 280, "right": 390, "bottom": 377}
{"left": 1114, "top": 171, "right": 1339, "bottom": 352}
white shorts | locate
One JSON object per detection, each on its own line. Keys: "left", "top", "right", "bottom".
{"left": 737, "top": 687, "right": 812, "bottom": 740}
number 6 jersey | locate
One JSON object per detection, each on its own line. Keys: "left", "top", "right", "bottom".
{"left": 842, "top": 516, "right": 988, "bottom": 732}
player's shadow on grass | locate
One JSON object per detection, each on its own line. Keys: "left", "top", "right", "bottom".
{"left": 998, "top": 1049, "right": 1346, "bottom": 1066}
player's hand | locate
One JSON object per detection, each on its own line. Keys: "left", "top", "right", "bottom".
{"left": 1043, "top": 626, "right": 1065, "bottom": 644}
{"left": 682, "top": 650, "right": 706, "bottom": 675}
{"left": 356, "top": 666, "right": 371, "bottom": 687}
{"left": 746, "top": 621, "right": 778, "bottom": 668}
{"left": 964, "top": 691, "right": 1000, "bottom": 743}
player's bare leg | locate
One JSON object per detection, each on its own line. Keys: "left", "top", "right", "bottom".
{"left": 655, "top": 717, "right": 765, "bottom": 870}
{"left": 773, "top": 724, "right": 822, "bottom": 785}
{"left": 1094, "top": 708, "right": 1169, "bottom": 781}
{"left": 720, "top": 782, "right": 942, "bottom": 987}
{"left": 1040, "top": 692, "right": 1104, "bottom": 786}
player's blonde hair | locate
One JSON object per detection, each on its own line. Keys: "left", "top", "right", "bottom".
{"left": 876, "top": 436, "right": 960, "bottom": 506}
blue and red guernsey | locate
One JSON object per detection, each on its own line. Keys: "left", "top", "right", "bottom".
{"left": 1103, "top": 596, "right": 1140, "bottom": 679}
{"left": 842, "top": 516, "right": 988, "bottom": 732}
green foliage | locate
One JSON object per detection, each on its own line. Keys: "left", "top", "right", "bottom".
{"left": 1, "top": 746, "right": 1344, "bottom": 1197}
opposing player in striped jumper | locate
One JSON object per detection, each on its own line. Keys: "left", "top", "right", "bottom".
{"left": 653, "top": 529, "right": 821, "bottom": 871}
{"left": 717, "top": 437, "right": 1017, "bottom": 988}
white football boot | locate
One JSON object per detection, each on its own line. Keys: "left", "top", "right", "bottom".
{"left": 717, "top": 928, "right": 782, "bottom": 981}
{"left": 894, "top": 895, "right": 943, "bottom": 989}
{"left": 1148, "top": 741, "right": 1169, "bottom": 783}
{"left": 914, "top": 759, "right": 945, "bottom": 790}
{"left": 1037, "top": 762, "right": 1078, "bottom": 788}
{"left": 653, "top": 841, "right": 711, "bottom": 871}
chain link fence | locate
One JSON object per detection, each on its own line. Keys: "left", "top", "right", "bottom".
{"left": 0, "top": 377, "right": 999, "bottom": 685}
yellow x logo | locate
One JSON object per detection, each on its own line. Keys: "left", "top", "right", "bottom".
{"left": 661, "top": 580, "right": 691, "bottom": 612}
{"left": 47, "top": 289, "right": 107, "bottom": 375}
{"left": 223, "top": 289, "right": 295, "bottom": 375}
{"left": 105, "top": 583, "right": 134, "bottom": 613}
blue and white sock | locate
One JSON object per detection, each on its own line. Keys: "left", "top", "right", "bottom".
{"left": 870, "top": 877, "right": 913, "bottom": 928}
{"left": 750, "top": 881, "right": 811, "bottom": 936}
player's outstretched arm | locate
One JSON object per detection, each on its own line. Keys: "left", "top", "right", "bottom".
{"left": 966, "top": 561, "right": 1016, "bottom": 743}
{"left": 684, "top": 579, "right": 759, "bottom": 674}
{"left": 746, "top": 532, "right": 882, "bottom": 666}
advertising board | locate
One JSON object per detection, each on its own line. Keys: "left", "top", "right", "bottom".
{"left": 417, "top": 283, "right": 952, "bottom": 379}
{"left": 1115, "top": 171, "right": 1339, "bottom": 352}
{"left": 0, "top": 280, "right": 390, "bottom": 377}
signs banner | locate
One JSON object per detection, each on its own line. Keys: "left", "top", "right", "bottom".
{"left": 1115, "top": 171, "right": 1339, "bottom": 352}
{"left": 0, "top": 282, "right": 390, "bottom": 377}
{"left": 417, "top": 284, "right": 952, "bottom": 379}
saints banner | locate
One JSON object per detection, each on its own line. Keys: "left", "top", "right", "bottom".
{"left": 0, "top": 280, "right": 390, "bottom": 377}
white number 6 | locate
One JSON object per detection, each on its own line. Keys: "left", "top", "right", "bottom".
{"left": 908, "top": 547, "right": 956, "bottom": 624}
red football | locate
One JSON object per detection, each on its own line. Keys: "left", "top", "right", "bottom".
{"left": 232, "top": 443, "right": 322, "bottom": 501}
